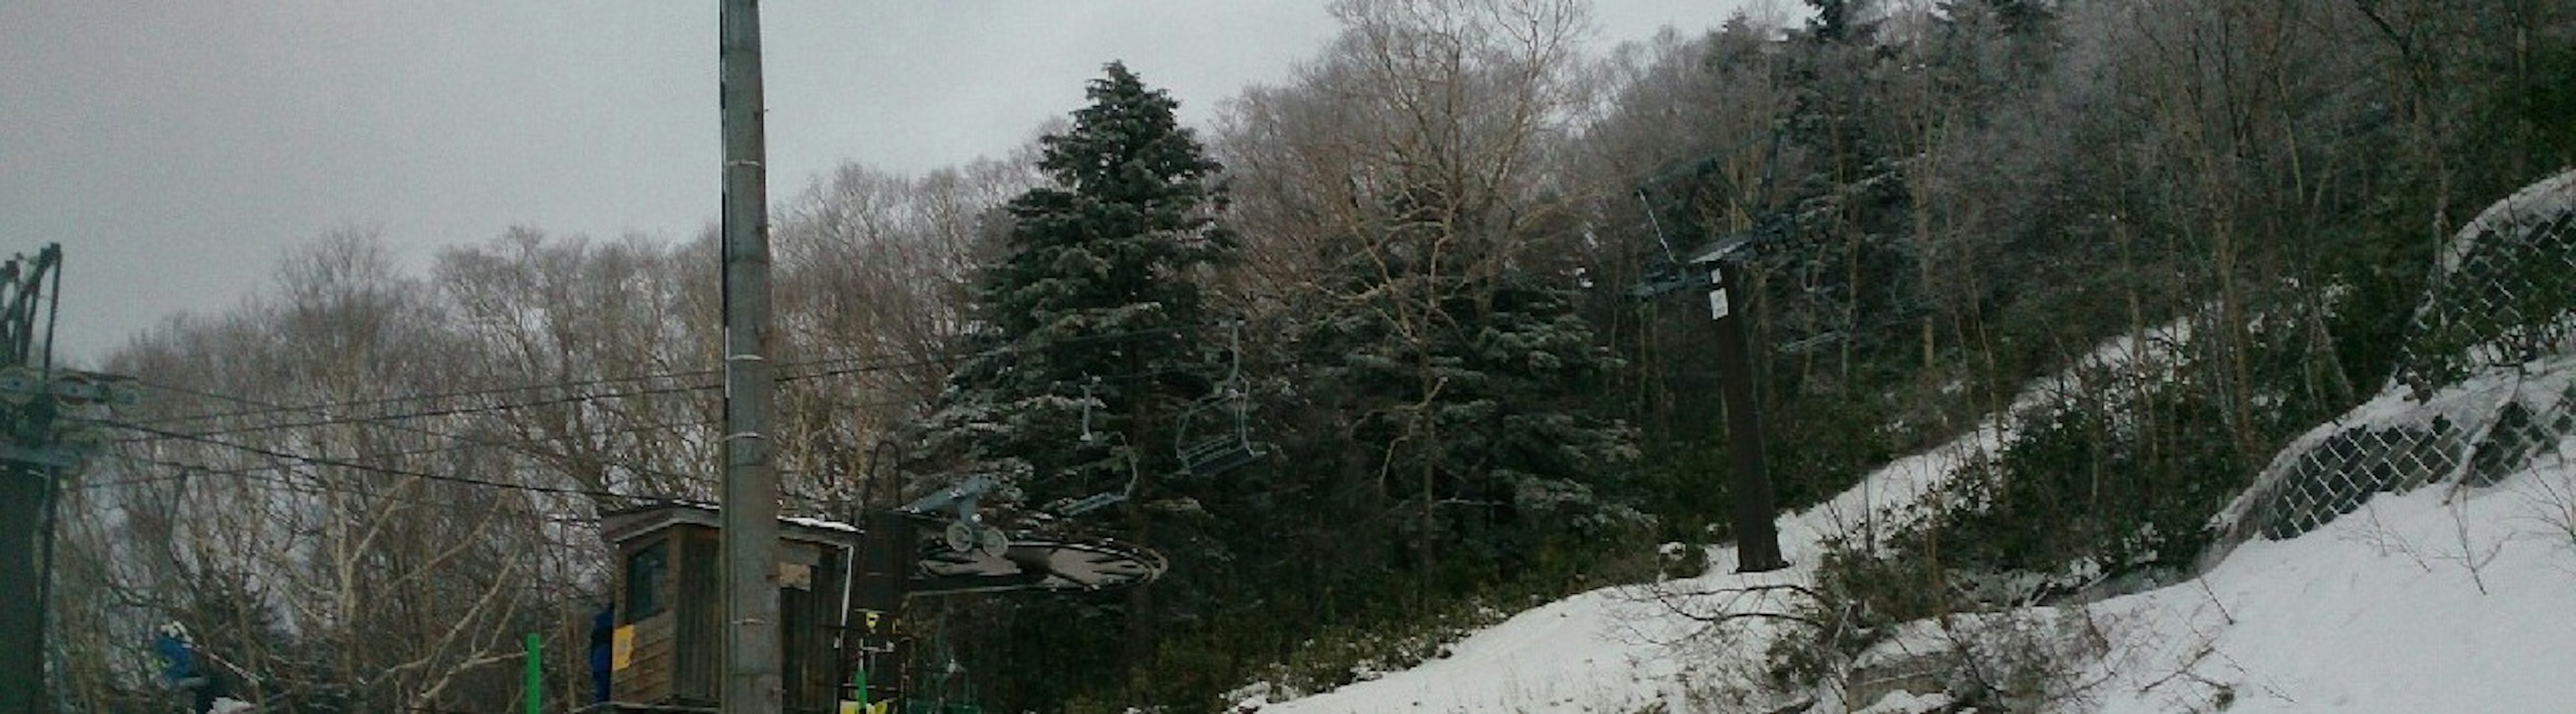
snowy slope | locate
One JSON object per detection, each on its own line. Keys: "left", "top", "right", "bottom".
{"left": 2081, "top": 457, "right": 2576, "bottom": 713}
{"left": 1238, "top": 411, "right": 2011, "bottom": 713}
{"left": 1243, "top": 342, "right": 2576, "bottom": 713}
{"left": 1234, "top": 325, "right": 2169, "bottom": 713}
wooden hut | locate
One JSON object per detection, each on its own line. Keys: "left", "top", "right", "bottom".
{"left": 593, "top": 503, "right": 855, "bottom": 713}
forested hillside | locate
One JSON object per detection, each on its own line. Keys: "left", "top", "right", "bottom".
{"left": 49, "top": 0, "right": 2573, "bottom": 711}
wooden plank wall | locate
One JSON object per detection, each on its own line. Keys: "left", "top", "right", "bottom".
{"left": 611, "top": 613, "right": 677, "bottom": 703}
{"left": 611, "top": 530, "right": 677, "bottom": 705}
{"left": 780, "top": 541, "right": 849, "bottom": 712}
{"left": 677, "top": 527, "right": 723, "bottom": 705}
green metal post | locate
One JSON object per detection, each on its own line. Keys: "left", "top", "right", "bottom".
{"left": 525, "top": 633, "right": 542, "bottom": 714}
{"left": 851, "top": 665, "right": 867, "bottom": 709}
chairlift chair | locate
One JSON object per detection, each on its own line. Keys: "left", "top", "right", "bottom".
{"left": 1175, "top": 322, "right": 1265, "bottom": 476}
{"left": 1057, "top": 379, "right": 1141, "bottom": 517}
{"left": 1055, "top": 444, "right": 1138, "bottom": 516}
{"left": 1175, "top": 395, "right": 1263, "bottom": 476}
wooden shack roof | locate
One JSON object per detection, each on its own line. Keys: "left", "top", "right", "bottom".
{"left": 598, "top": 501, "right": 859, "bottom": 548}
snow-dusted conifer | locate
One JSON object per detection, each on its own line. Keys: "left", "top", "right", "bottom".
{"left": 916, "top": 61, "right": 1230, "bottom": 524}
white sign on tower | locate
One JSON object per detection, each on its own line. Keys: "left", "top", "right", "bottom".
{"left": 1707, "top": 266, "right": 1730, "bottom": 321}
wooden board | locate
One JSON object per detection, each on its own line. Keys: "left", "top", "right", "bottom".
{"left": 612, "top": 613, "right": 677, "bottom": 703}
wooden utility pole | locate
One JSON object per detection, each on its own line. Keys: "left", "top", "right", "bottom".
{"left": 717, "top": 1, "right": 782, "bottom": 712}
{"left": 1697, "top": 247, "right": 1788, "bottom": 573}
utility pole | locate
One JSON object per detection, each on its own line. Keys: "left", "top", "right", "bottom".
{"left": 717, "top": 1, "right": 782, "bottom": 712}
{"left": 1, "top": 244, "right": 66, "bottom": 714}
{"left": 1695, "top": 246, "right": 1787, "bottom": 573}
{"left": 1633, "top": 171, "right": 1791, "bottom": 574}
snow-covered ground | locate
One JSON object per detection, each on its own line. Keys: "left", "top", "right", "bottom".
{"left": 1233, "top": 420, "right": 1996, "bottom": 713}
{"left": 1242, "top": 350, "right": 2576, "bottom": 713}
{"left": 2082, "top": 455, "right": 2576, "bottom": 713}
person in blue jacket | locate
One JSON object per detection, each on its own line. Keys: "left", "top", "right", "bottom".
{"left": 154, "top": 621, "right": 223, "bottom": 713}
{"left": 589, "top": 607, "right": 615, "bottom": 703}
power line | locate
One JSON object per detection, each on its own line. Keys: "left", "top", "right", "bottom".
{"left": 90, "top": 409, "right": 858, "bottom": 510}
{"left": 101, "top": 350, "right": 940, "bottom": 442}
{"left": 125, "top": 378, "right": 723, "bottom": 491}
{"left": 78, "top": 452, "right": 604, "bottom": 527}
{"left": 85, "top": 321, "right": 1228, "bottom": 508}
{"left": 79, "top": 452, "right": 871, "bottom": 552}
{"left": 95, "top": 419, "right": 624, "bottom": 499}
{"left": 86, "top": 448, "right": 851, "bottom": 518}
{"left": 110, "top": 319, "right": 1208, "bottom": 431}
{"left": 115, "top": 348, "right": 894, "bottom": 429}
{"left": 91, "top": 414, "right": 716, "bottom": 483}
{"left": 121, "top": 366, "right": 720, "bottom": 427}
{"left": 105, "top": 376, "right": 719, "bottom": 442}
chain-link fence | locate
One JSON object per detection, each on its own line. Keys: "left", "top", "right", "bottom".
{"left": 2400, "top": 170, "right": 2576, "bottom": 393}
{"left": 2217, "top": 170, "right": 2576, "bottom": 543}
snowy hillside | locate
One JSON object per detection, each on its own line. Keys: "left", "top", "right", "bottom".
{"left": 1239, "top": 358, "right": 2576, "bottom": 713}
{"left": 1229, "top": 433, "right": 1977, "bottom": 713}
{"left": 1239, "top": 170, "right": 2576, "bottom": 713}
{"left": 2081, "top": 441, "right": 2576, "bottom": 713}
{"left": 1229, "top": 315, "right": 2181, "bottom": 712}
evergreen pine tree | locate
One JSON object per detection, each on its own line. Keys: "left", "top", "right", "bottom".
{"left": 911, "top": 61, "right": 1230, "bottom": 708}
{"left": 1293, "top": 183, "right": 1642, "bottom": 585}
{"left": 918, "top": 60, "right": 1228, "bottom": 513}
{"left": 1806, "top": 0, "right": 1878, "bottom": 44}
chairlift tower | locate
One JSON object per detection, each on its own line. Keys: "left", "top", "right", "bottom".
{"left": 1688, "top": 240, "right": 1788, "bottom": 573}
{"left": 1633, "top": 154, "right": 1791, "bottom": 574}
{"left": 0, "top": 244, "right": 91, "bottom": 714}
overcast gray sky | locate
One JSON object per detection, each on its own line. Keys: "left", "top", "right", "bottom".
{"left": 2, "top": 1, "right": 1778, "bottom": 364}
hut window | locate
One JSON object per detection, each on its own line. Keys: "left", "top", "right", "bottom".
{"left": 626, "top": 540, "right": 669, "bottom": 621}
